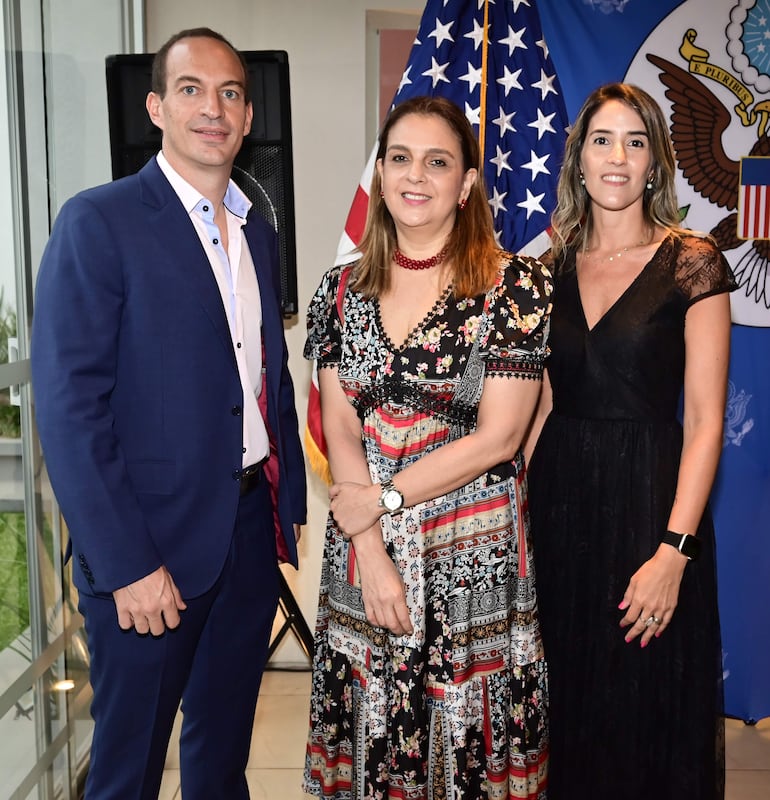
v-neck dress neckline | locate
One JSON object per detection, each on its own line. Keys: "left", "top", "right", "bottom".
{"left": 575, "top": 235, "right": 669, "bottom": 333}
{"left": 373, "top": 283, "right": 455, "bottom": 352}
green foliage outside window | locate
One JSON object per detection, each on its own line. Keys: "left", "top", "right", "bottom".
{"left": 0, "top": 291, "right": 28, "bottom": 649}
{"left": 0, "top": 512, "right": 29, "bottom": 651}
{"left": 0, "top": 289, "right": 20, "bottom": 438}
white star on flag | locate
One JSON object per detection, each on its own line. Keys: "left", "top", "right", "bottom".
{"left": 460, "top": 62, "right": 483, "bottom": 92}
{"left": 465, "top": 103, "right": 481, "bottom": 126}
{"left": 528, "top": 108, "right": 556, "bottom": 140}
{"left": 430, "top": 18, "right": 455, "bottom": 47}
{"left": 422, "top": 56, "right": 451, "bottom": 87}
{"left": 465, "top": 18, "right": 485, "bottom": 50}
{"left": 497, "top": 65, "right": 523, "bottom": 96}
{"left": 493, "top": 106, "right": 517, "bottom": 136}
{"left": 499, "top": 26, "right": 527, "bottom": 56}
{"left": 489, "top": 186, "right": 508, "bottom": 218}
{"left": 532, "top": 67, "right": 558, "bottom": 100}
{"left": 491, "top": 145, "right": 513, "bottom": 176}
{"left": 522, "top": 150, "right": 551, "bottom": 180}
{"left": 517, "top": 188, "right": 546, "bottom": 218}
{"left": 398, "top": 66, "right": 413, "bottom": 93}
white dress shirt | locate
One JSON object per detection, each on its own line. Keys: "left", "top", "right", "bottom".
{"left": 157, "top": 152, "right": 270, "bottom": 468}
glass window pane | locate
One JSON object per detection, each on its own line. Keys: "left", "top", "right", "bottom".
{"left": 0, "top": 0, "right": 140, "bottom": 795}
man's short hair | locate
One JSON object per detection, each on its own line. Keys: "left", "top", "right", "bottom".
{"left": 150, "top": 27, "right": 250, "bottom": 102}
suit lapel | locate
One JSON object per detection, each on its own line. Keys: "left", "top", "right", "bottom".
{"left": 244, "top": 220, "right": 281, "bottom": 410}
{"left": 139, "top": 159, "right": 236, "bottom": 367}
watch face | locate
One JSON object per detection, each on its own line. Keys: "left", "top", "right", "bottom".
{"left": 681, "top": 535, "right": 701, "bottom": 560}
{"left": 383, "top": 489, "right": 403, "bottom": 512}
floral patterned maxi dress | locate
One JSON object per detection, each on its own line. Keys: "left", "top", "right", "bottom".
{"left": 303, "top": 255, "right": 552, "bottom": 800}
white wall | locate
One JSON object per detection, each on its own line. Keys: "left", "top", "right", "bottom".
{"left": 145, "top": 1, "right": 425, "bottom": 664}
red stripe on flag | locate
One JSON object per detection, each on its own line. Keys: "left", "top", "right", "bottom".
{"left": 753, "top": 185, "right": 761, "bottom": 239}
{"left": 344, "top": 185, "right": 370, "bottom": 246}
{"left": 306, "top": 378, "right": 325, "bottom": 450}
{"left": 740, "top": 184, "right": 770, "bottom": 239}
{"left": 304, "top": 367, "right": 332, "bottom": 484}
{"left": 742, "top": 185, "right": 748, "bottom": 239}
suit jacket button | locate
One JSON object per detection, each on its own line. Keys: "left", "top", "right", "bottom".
{"left": 231, "top": 405, "right": 242, "bottom": 416}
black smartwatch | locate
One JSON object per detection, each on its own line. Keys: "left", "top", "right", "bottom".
{"left": 378, "top": 479, "right": 404, "bottom": 514}
{"left": 662, "top": 530, "right": 701, "bottom": 561}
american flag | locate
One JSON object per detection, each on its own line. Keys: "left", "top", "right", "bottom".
{"left": 306, "top": 0, "right": 570, "bottom": 480}
{"left": 738, "top": 156, "right": 770, "bottom": 240}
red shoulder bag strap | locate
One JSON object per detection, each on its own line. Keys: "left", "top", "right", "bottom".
{"left": 336, "top": 265, "right": 352, "bottom": 322}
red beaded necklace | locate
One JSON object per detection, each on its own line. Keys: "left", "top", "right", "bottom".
{"left": 392, "top": 245, "right": 448, "bottom": 270}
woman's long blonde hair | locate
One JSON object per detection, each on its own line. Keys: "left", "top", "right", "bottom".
{"left": 550, "top": 83, "right": 685, "bottom": 262}
{"left": 350, "top": 96, "right": 501, "bottom": 299}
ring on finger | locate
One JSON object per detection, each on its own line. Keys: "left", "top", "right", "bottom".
{"left": 643, "top": 615, "right": 662, "bottom": 627}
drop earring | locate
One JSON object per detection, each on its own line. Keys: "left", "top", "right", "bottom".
{"left": 458, "top": 198, "right": 467, "bottom": 210}
{"left": 579, "top": 172, "right": 585, "bottom": 186}
{"left": 646, "top": 175, "right": 653, "bottom": 190}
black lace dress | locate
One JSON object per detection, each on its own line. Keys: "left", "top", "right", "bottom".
{"left": 527, "top": 234, "right": 735, "bottom": 800}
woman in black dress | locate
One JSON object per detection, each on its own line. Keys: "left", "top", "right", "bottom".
{"left": 525, "top": 83, "right": 735, "bottom": 800}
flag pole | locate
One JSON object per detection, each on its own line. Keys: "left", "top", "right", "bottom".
{"left": 479, "top": 0, "right": 490, "bottom": 168}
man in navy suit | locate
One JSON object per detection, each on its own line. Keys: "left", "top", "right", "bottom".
{"left": 30, "top": 28, "right": 306, "bottom": 799}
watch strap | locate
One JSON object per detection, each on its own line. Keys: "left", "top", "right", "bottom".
{"left": 662, "top": 530, "right": 701, "bottom": 561}
{"left": 378, "top": 479, "right": 404, "bottom": 513}
{"left": 378, "top": 479, "right": 394, "bottom": 506}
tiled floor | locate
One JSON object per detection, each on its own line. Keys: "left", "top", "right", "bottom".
{"left": 159, "top": 670, "right": 770, "bottom": 799}
{"left": 159, "top": 669, "right": 312, "bottom": 799}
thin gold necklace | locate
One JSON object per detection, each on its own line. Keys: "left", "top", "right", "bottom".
{"left": 584, "top": 233, "right": 651, "bottom": 264}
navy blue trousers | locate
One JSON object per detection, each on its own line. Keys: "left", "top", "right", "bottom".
{"left": 78, "top": 479, "right": 279, "bottom": 800}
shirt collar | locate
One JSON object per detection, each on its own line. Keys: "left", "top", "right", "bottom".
{"left": 156, "top": 151, "right": 252, "bottom": 221}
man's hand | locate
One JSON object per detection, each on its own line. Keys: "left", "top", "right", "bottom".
{"left": 113, "top": 565, "right": 187, "bottom": 636}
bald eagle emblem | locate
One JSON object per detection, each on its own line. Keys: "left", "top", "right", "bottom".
{"left": 647, "top": 27, "right": 770, "bottom": 316}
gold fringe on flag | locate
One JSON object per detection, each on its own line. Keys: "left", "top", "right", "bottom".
{"left": 304, "top": 425, "right": 332, "bottom": 485}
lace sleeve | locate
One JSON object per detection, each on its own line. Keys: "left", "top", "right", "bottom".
{"left": 675, "top": 234, "right": 737, "bottom": 306}
{"left": 303, "top": 264, "right": 348, "bottom": 366}
{"left": 479, "top": 253, "right": 553, "bottom": 379}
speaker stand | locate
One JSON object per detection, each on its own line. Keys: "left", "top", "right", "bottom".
{"left": 267, "top": 569, "right": 314, "bottom": 668}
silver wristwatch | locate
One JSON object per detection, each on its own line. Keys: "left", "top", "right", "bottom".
{"left": 378, "top": 478, "right": 404, "bottom": 514}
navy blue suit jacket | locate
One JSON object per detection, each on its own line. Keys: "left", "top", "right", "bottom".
{"left": 31, "top": 157, "right": 306, "bottom": 597}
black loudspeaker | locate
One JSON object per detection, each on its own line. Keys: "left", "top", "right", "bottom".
{"left": 105, "top": 51, "right": 298, "bottom": 316}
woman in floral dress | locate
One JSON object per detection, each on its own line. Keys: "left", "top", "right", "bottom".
{"left": 303, "top": 96, "right": 552, "bottom": 800}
